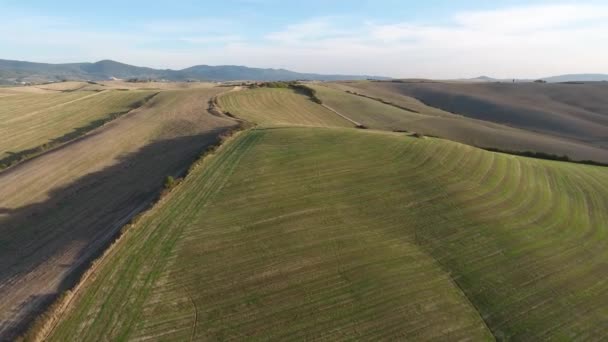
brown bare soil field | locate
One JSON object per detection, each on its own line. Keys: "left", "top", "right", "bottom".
{"left": 0, "top": 87, "right": 237, "bottom": 340}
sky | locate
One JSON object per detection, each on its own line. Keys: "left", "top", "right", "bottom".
{"left": 1, "top": 0, "right": 608, "bottom": 78}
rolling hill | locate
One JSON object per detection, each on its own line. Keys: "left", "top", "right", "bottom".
{"left": 43, "top": 126, "right": 608, "bottom": 341}
{"left": 237, "top": 83, "right": 608, "bottom": 163}
{"left": 0, "top": 59, "right": 388, "bottom": 84}
{"left": 3, "top": 80, "right": 608, "bottom": 340}
{"left": 331, "top": 81, "right": 608, "bottom": 160}
{"left": 25, "top": 84, "right": 608, "bottom": 341}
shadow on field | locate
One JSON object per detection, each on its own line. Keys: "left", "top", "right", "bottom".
{"left": 0, "top": 126, "right": 233, "bottom": 340}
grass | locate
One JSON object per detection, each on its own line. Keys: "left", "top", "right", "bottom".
{"left": 0, "top": 90, "right": 155, "bottom": 167}
{"left": 218, "top": 87, "right": 352, "bottom": 127}
{"left": 47, "top": 127, "right": 608, "bottom": 340}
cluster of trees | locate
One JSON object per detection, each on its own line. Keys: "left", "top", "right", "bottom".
{"left": 126, "top": 78, "right": 155, "bottom": 83}
{"left": 250, "top": 82, "right": 323, "bottom": 104}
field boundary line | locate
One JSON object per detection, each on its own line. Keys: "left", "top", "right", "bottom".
{"left": 320, "top": 103, "right": 362, "bottom": 127}
{"left": 341, "top": 88, "right": 422, "bottom": 114}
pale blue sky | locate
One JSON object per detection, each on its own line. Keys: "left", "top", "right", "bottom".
{"left": 1, "top": 0, "right": 607, "bottom": 78}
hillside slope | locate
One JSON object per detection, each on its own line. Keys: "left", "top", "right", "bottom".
{"left": 356, "top": 81, "right": 608, "bottom": 147}
{"left": 327, "top": 81, "right": 608, "bottom": 162}
{"left": 47, "top": 127, "right": 608, "bottom": 341}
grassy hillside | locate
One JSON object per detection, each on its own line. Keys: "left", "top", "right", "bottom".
{"left": 0, "top": 89, "right": 155, "bottom": 168}
{"left": 47, "top": 127, "right": 608, "bottom": 341}
{"left": 0, "top": 88, "right": 236, "bottom": 340}
{"left": 358, "top": 81, "right": 608, "bottom": 148}
{"left": 323, "top": 82, "right": 608, "bottom": 163}
{"left": 218, "top": 88, "right": 352, "bottom": 127}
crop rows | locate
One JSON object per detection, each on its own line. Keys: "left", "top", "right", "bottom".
{"left": 218, "top": 88, "right": 351, "bottom": 127}
{"left": 47, "top": 125, "right": 608, "bottom": 340}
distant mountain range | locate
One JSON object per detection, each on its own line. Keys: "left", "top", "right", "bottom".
{"left": 2, "top": 58, "right": 606, "bottom": 85}
{"left": 467, "top": 74, "right": 608, "bottom": 83}
{"left": 541, "top": 74, "right": 608, "bottom": 83}
{"left": 0, "top": 59, "right": 390, "bottom": 84}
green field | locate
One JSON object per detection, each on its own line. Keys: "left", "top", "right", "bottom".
{"left": 47, "top": 126, "right": 608, "bottom": 340}
{"left": 0, "top": 89, "right": 155, "bottom": 167}
{"left": 218, "top": 87, "right": 352, "bottom": 127}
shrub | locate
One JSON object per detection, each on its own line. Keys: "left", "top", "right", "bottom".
{"left": 164, "top": 176, "right": 176, "bottom": 190}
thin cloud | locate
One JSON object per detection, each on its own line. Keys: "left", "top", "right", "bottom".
{"left": 1, "top": 3, "right": 607, "bottom": 78}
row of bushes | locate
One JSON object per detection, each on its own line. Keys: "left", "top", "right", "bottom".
{"left": 484, "top": 147, "right": 608, "bottom": 166}
{"left": 345, "top": 90, "right": 420, "bottom": 113}
{"left": 290, "top": 84, "right": 323, "bottom": 104}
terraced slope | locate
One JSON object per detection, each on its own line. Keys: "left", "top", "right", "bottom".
{"left": 321, "top": 82, "right": 608, "bottom": 163}
{"left": 0, "top": 89, "right": 155, "bottom": 167}
{"left": 218, "top": 87, "right": 352, "bottom": 127}
{"left": 0, "top": 88, "right": 236, "bottom": 340}
{"left": 48, "top": 127, "right": 608, "bottom": 341}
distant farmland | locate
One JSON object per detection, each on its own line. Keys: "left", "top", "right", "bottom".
{"left": 321, "top": 82, "right": 608, "bottom": 163}
{"left": 0, "top": 89, "right": 155, "bottom": 168}
{"left": 46, "top": 121, "right": 608, "bottom": 338}
{"left": 343, "top": 81, "right": 608, "bottom": 148}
